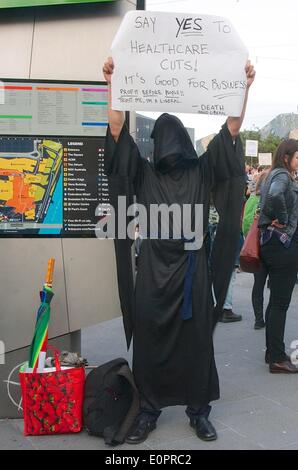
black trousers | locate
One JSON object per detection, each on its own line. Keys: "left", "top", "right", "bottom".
{"left": 252, "top": 263, "right": 269, "bottom": 322}
{"left": 261, "top": 235, "right": 298, "bottom": 363}
{"left": 139, "top": 405, "right": 211, "bottom": 423}
{"left": 140, "top": 396, "right": 211, "bottom": 422}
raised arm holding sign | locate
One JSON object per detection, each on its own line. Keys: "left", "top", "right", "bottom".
{"left": 103, "top": 57, "right": 124, "bottom": 142}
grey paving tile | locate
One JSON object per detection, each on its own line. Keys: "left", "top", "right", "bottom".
{"left": 153, "top": 428, "right": 263, "bottom": 451}
{"left": 279, "top": 441, "right": 298, "bottom": 450}
{"left": 28, "top": 432, "right": 151, "bottom": 451}
{"left": 212, "top": 396, "right": 298, "bottom": 449}
{"left": 217, "top": 376, "right": 258, "bottom": 403}
{"left": 0, "top": 420, "right": 34, "bottom": 450}
{"left": 217, "top": 355, "right": 298, "bottom": 411}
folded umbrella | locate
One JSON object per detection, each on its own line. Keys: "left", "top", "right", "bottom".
{"left": 28, "top": 258, "right": 55, "bottom": 372}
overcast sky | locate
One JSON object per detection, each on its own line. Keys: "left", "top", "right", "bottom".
{"left": 143, "top": 0, "right": 298, "bottom": 140}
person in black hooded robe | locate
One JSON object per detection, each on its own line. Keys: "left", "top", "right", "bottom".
{"left": 102, "top": 57, "right": 255, "bottom": 443}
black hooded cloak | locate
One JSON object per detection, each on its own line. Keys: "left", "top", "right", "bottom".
{"left": 104, "top": 113, "right": 245, "bottom": 410}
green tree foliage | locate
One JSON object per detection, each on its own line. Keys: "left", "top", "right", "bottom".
{"left": 259, "top": 134, "right": 282, "bottom": 153}
{"left": 240, "top": 129, "right": 261, "bottom": 146}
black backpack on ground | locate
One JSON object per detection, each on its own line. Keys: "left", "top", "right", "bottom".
{"left": 83, "top": 358, "right": 139, "bottom": 446}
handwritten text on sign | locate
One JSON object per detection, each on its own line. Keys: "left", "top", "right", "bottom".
{"left": 111, "top": 11, "right": 248, "bottom": 116}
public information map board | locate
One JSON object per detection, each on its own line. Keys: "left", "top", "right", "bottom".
{"left": 0, "top": 1, "right": 115, "bottom": 8}
{"left": 0, "top": 79, "right": 109, "bottom": 237}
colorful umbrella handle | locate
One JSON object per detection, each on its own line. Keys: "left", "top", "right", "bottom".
{"left": 45, "top": 258, "right": 55, "bottom": 287}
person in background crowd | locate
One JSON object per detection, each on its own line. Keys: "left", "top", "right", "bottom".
{"left": 258, "top": 139, "right": 298, "bottom": 373}
{"left": 242, "top": 169, "right": 269, "bottom": 329}
{"left": 219, "top": 231, "right": 244, "bottom": 323}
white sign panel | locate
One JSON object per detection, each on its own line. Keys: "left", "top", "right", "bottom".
{"left": 245, "top": 139, "right": 258, "bottom": 157}
{"left": 111, "top": 11, "right": 248, "bottom": 116}
{"left": 0, "top": 81, "right": 108, "bottom": 137}
{"left": 258, "top": 153, "right": 272, "bottom": 166}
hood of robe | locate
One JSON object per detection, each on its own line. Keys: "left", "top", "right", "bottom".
{"left": 151, "top": 113, "right": 198, "bottom": 173}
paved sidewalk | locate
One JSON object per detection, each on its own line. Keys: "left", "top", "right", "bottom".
{"left": 2, "top": 272, "right": 298, "bottom": 450}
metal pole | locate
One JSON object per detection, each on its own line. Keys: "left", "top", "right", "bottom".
{"left": 137, "top": 0, "right": 146, "bottom": 10}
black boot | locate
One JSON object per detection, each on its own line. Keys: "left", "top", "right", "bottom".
{"left": 190, "top": 416, "right": 217, "bottom": 441}
{"left": 125, "top": 414, "right": 157, "bottom": 444}
{"left": 219, "top": 309, "right": 242, "bottom": 323}
{"left": 187, "top": 405, "right": 217, "bottom": 442}
{"left": 254, "top": 309, "right": 265, "bottom": 329}
{"left": 254, "top": 319, "right": 265, "bottom": 330}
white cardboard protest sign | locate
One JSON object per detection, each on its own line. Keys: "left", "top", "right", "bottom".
{"left": 258, "top": 153, "right": 272, "bottom": 166}
{"left": 245, "top": 139, "right": 259, "bottom": 157}
{"left": 111, "top": 11, "right": 248, "bottom": 116}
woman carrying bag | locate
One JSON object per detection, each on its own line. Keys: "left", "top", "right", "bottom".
{"left": 258, "top": 139, "right": 298, "bottom": 373}
{"left": 242, "top": 170, "right": 268, "bottom": 330}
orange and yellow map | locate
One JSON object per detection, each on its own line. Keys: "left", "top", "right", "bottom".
{"left": 0, "top": 140, "right": 63, "bottom": 223}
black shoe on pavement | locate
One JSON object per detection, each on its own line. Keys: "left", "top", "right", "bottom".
{"left": 190, "top": 415, "right": 217, "bottom": 441}
{"left": 219, "top": 309, "right": 242, "bottom": 323}
{"left": 125, "top": 418, "right": 156, "bottom": 444}
{"left": 254, "top": 320, "right": 265, "bottom": 330}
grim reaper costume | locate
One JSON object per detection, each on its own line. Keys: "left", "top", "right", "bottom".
{"left": 105, "top": 114, "right": 245, "bottom": 411}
